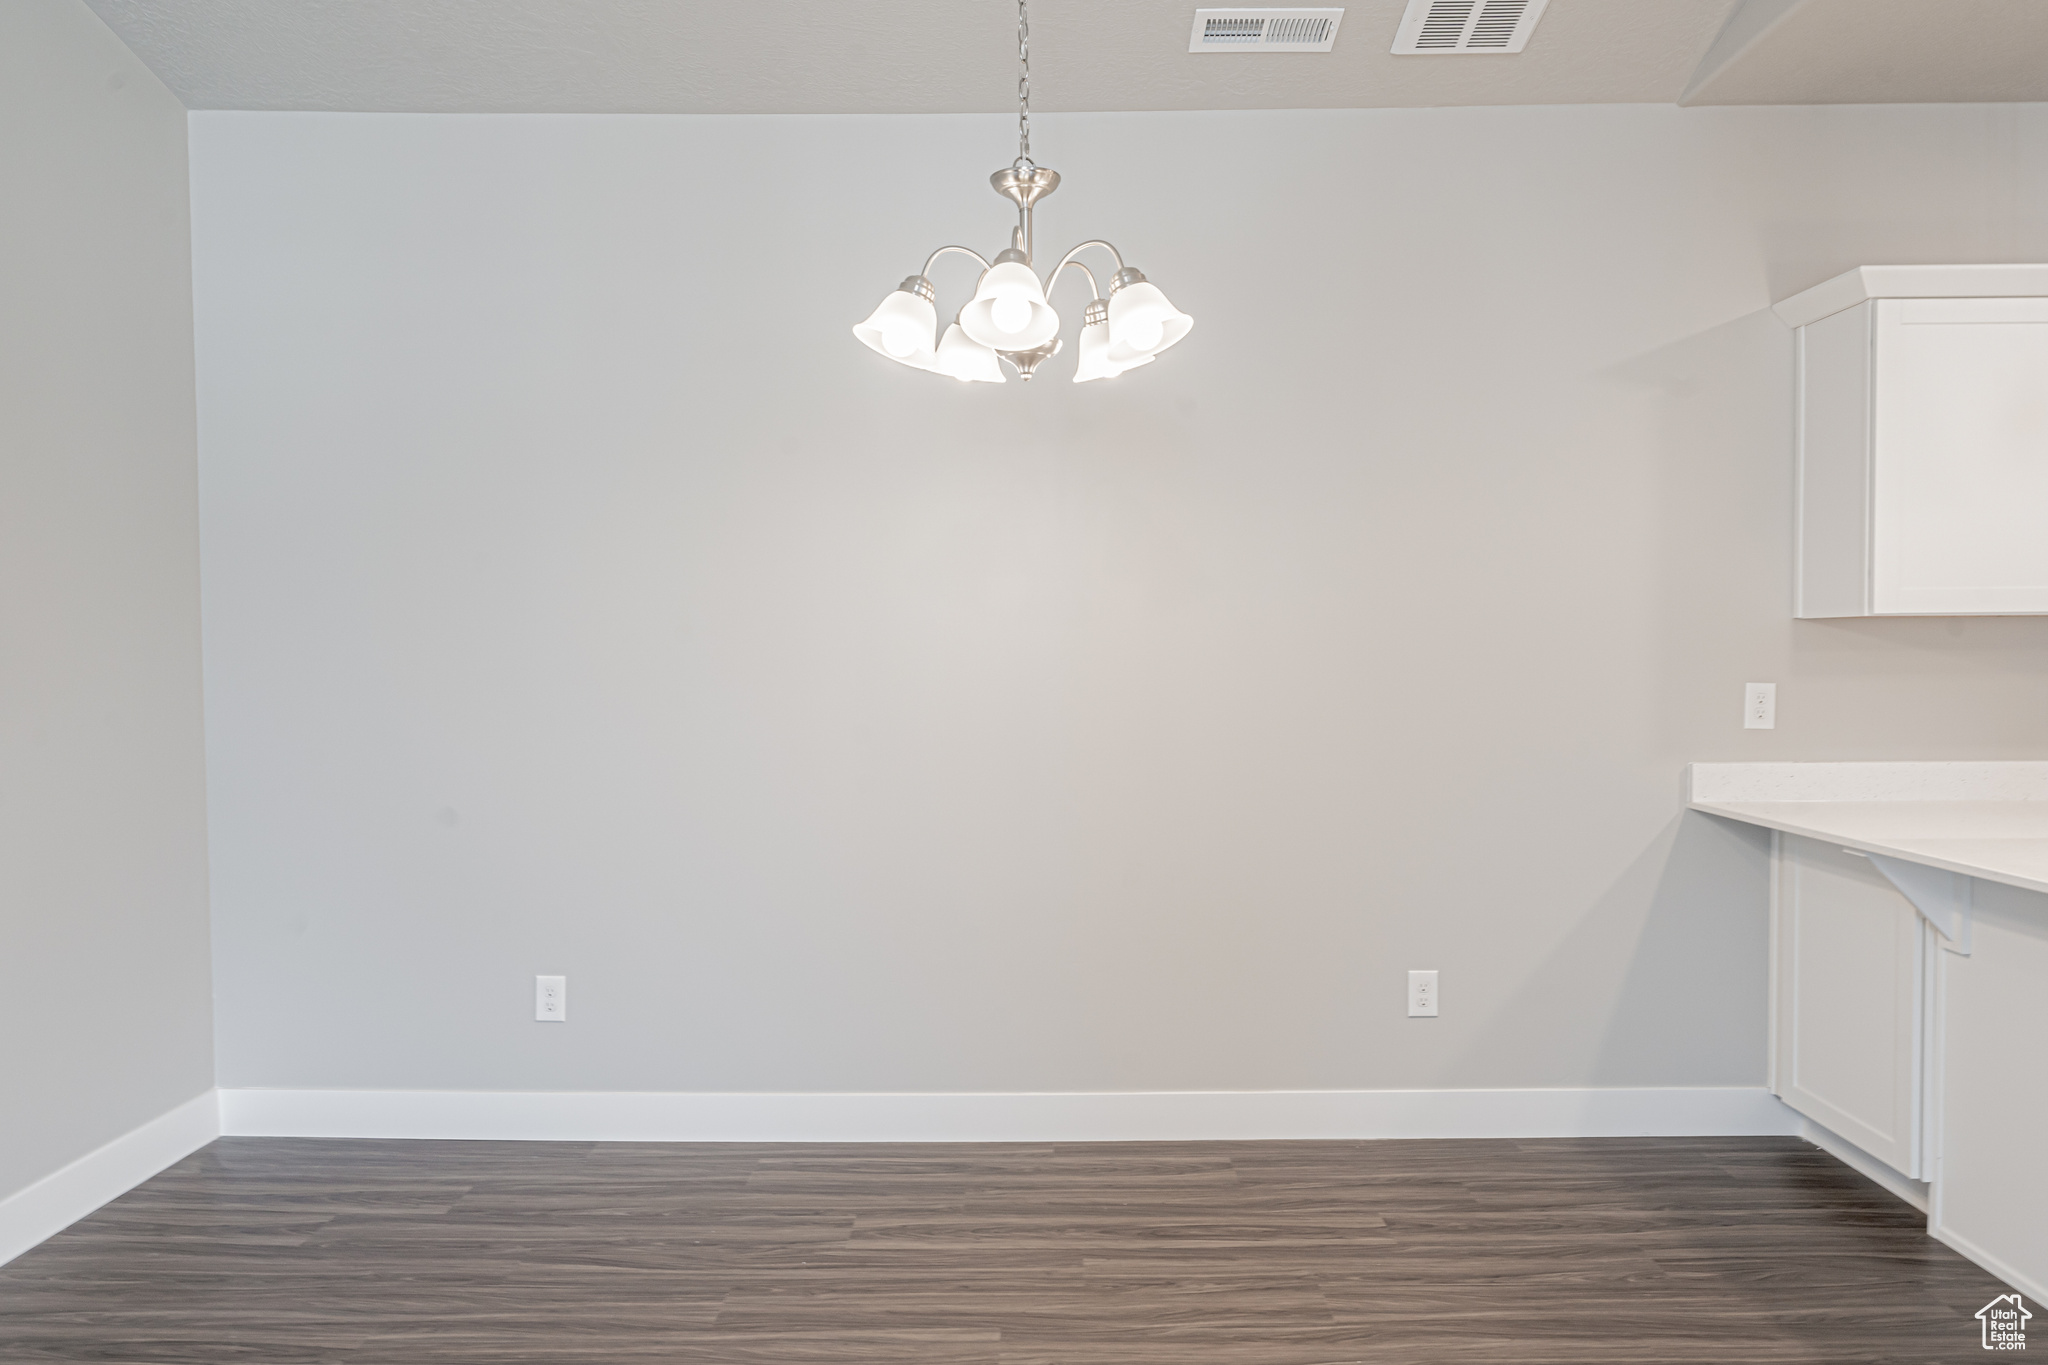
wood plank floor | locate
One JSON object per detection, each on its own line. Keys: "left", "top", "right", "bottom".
{"left": 0, "top": 1135, "right": 2013, "bottom": 1363}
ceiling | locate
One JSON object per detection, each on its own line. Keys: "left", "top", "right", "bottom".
{"left": 1683, "top": 0, "right": 2048, "bottom": 105}
{"left": 79, "top": 0, "right": 2048, "bottom": 115}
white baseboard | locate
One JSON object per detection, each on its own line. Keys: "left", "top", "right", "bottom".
{"left": 0, "top": 1087, "right": 1797, "bottom": 1270}
{"left": 1799, "top": 1116, "right": 1930, "bottom": 1212}
{"left": 0, "top": 1089, "right": 220, "bottom": 1268}
{"left": 219, "top": 1086, "right": 1798, "bottom": 1143}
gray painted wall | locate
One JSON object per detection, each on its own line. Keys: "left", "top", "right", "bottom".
{"left": 191, "top": 104, "right": 2048, "bottom": 1095}
{"left": 1, "top": 0, "right": 212, "bottom": 1198}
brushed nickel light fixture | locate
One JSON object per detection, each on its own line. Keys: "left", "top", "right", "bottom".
{"left": 852, "top": 0, "right": 1194, "bottom": 384}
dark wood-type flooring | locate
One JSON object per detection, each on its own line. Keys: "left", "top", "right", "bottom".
{"left": 0, "top": 1135, "right": 2015, "bottom": 1363}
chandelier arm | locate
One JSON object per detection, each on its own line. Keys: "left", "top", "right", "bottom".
{"left": 921, "top": 244, "right": 995, "bottom": 279}
{"left": 1048, "top": 240, "right": 1127, "bottom": 283}
{"left": 1049, "top": 258, "right": 1100, "bottom": 300}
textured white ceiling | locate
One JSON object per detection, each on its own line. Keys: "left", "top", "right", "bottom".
{"left": 1683, "top": 0, "right": 2048, "bottom": 105}
{"left": 78, "top": 0, "right": 2048, "bottom": 116}
{"left": 81, "top": 0, "right": 1740, "bottom": 114}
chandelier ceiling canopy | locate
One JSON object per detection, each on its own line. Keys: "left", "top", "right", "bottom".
{"left": 852, "top": 1, "right": 1194, "bottom": 385}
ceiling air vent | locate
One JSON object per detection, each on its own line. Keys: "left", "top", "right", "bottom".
{"left": 1391, "top": 0, "right": 1548, "bottom": 54}
{"left": 1188, "top": 9, "right": 1344, "bottom": 53}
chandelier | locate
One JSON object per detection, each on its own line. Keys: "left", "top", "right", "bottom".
{"left": 852, "top": 1, "right": 1194, "bottom": 384}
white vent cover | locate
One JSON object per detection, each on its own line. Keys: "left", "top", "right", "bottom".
{"left": 1188, "top": 8, "right": 1344, "bottom": 53}
{"left": 1391, "top": 0, "right": 1548, "bottom": 54}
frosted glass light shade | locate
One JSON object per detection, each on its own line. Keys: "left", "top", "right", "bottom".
{"left": 1072, "top": 320, "right": 1117, "bottom": 383}
{"left": 1075, "top": 313, "right": 1155, "bottom": 382}
{"left": 852, "top": 287, "right": 938, "bottom": 368}
{"left": 1106, "top": 281, "right": 1192, "bottom": 367}
{"left": 934, "top": 323, "right": 1006, "bottom": 383}
{"left": 960, "top": 261, "right": 1059, "bottom": 349}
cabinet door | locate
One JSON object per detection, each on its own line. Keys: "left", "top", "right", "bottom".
{"left": 1774, "top": 836, "right": 1923, "bottom": 1175}
{"left": 1873, "top": 298, "right": 2048, "bottom": 614}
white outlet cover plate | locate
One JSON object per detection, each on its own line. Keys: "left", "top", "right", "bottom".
{"left": 1744, "top": 682, "right": 1776, "bottom": 730}
{"left": 535, "top": 975, "right": 567, "bottom": 1021}
{"left": 1408, "top": 969, "right": 1439, "bottom": 1017}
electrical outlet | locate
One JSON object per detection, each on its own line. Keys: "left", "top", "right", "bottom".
{"left": 1408, "top": 969, "right": 1438, "bottom": 1018}
{"left": 535, "top": 975, "right": 566, "bottom": 1022}
{"left": 1744, "top": 682, "right": 1776, "bottom": 729}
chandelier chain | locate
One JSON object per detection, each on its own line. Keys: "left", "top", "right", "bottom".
{"left": 1018, "top": 0, "right": 1031, "bottom": 163}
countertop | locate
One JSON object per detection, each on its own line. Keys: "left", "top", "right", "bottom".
{"left": 1686, "top": 762, "right": 2048, "bottom": 896}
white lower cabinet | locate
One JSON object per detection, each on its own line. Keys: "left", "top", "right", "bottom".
{"left": 1771, "top": 835, "right": 1929, "bottom": 1178}
{"left": 1695, "top": 760, "right": 2047, "bottom": 1296}
{"left": 1765, "top": 830, "right": 2048, "bottom": 1297}
{"left": 1931, "top": 881, "right": 2048, "bottom": 1299}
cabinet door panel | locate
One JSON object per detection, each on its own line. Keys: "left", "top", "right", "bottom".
{"left": 1874, "top": 299, "right": 2048, "bottom": 614}
{"left": 1775, "top": 836, "right": 1922, "bottom": 1174}
{"left": 1933, "top": 880, "right": 2048, "bottom": 1299}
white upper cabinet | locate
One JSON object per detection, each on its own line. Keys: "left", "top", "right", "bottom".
{"left": 1779, "top": 265, "right": 2048, "bottom": 617}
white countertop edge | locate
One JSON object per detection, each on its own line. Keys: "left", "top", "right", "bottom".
{"left": 1686, "top": 761, "right": 2048, "bottom": 805}
{"left": 1686, "top": 799, "right": 2048, "bottom": 898}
